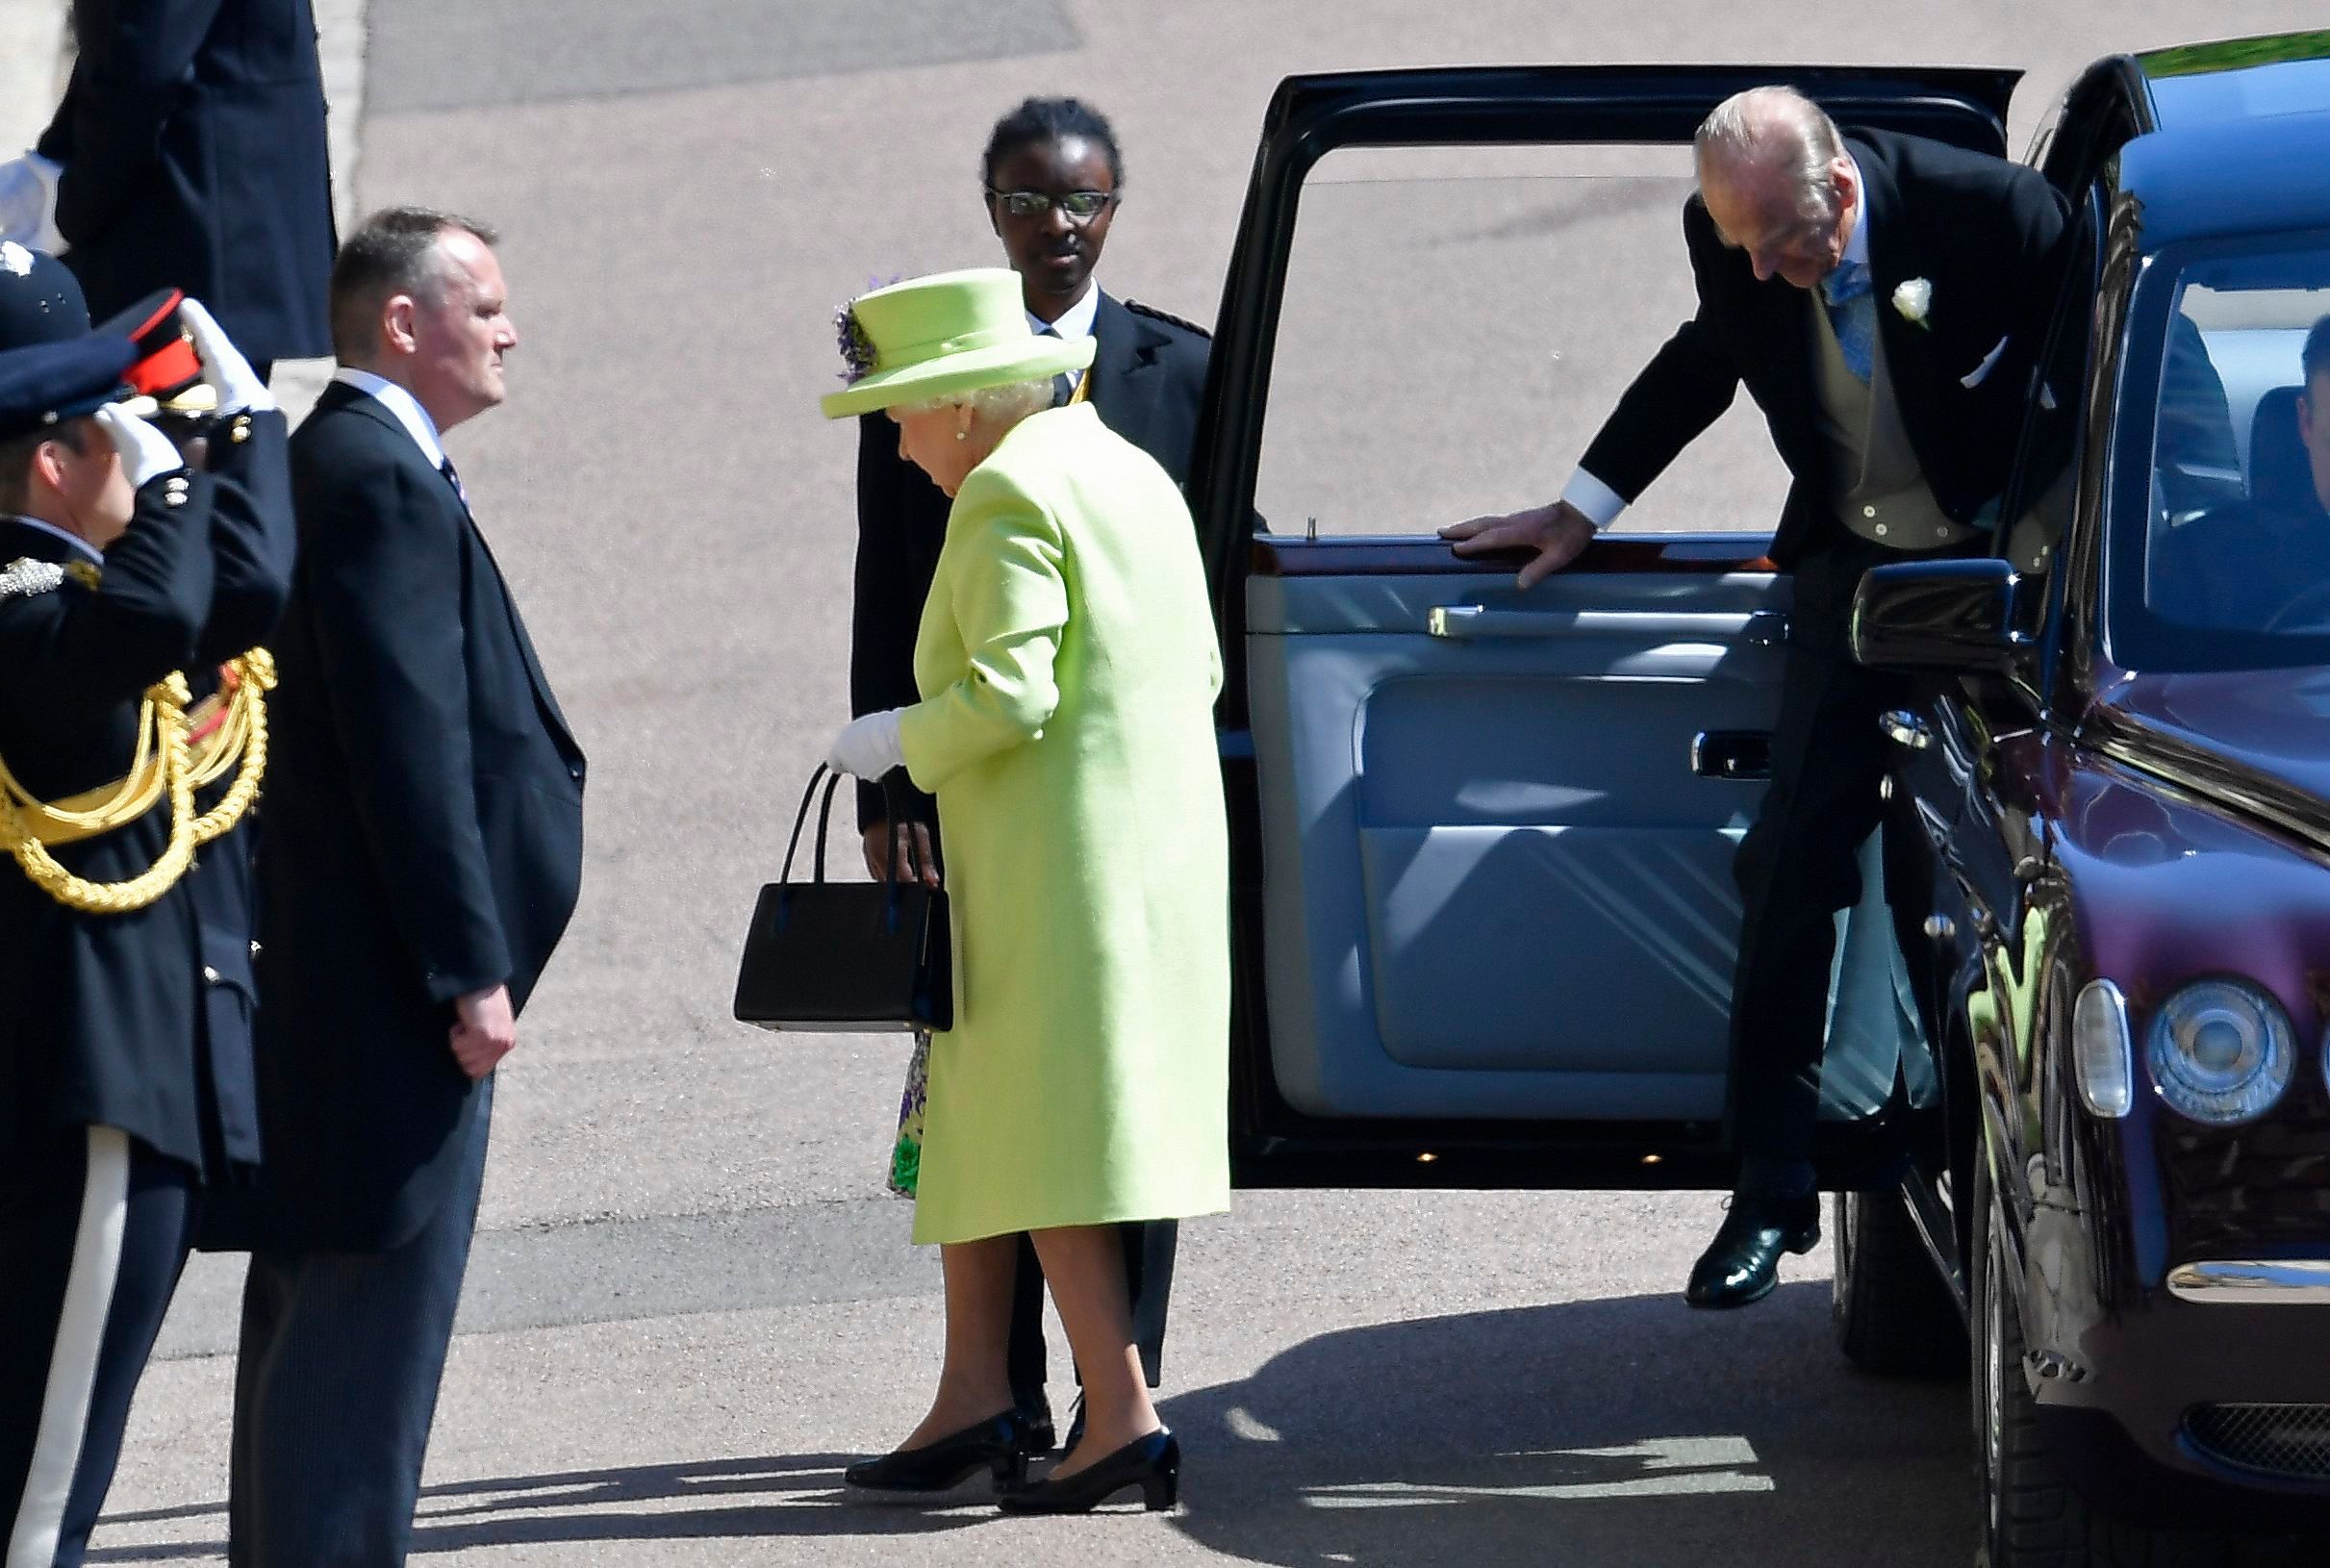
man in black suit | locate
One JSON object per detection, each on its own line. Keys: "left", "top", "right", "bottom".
{"left": 850, "top": 97, "right": 1208, "bottom": 1457}
{"left": 0, "top": 276, "right": 291, "bottom": 1567}
{"left": 1448, "top": 87, "right": 2069, "bottom": 1309}
{"left": 214, "top": 207, "right": 585, "bottom": 1567}
{"left": 0, "top": 0, "right": 336, "bottom": 373}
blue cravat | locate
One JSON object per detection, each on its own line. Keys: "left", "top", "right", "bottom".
{"left": 1822, "top": 260, "right": 1876, "bottom": 385}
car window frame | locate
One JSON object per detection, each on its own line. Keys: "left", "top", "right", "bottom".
{"left": 2099, "top": 223, "right": 2330, "bottom": 674}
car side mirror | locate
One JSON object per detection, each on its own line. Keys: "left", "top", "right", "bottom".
{"left": 1849, "top": 557, "right": 2030, "bottom": 674}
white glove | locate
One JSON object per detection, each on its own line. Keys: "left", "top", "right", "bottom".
{"left": 175, "top": 296, "right": 274, "bottom": 414}
{"left": 93, "top": 403, "right": 187, "bottom": 493}
{"left": 0, "top": 152, "right": 64, "bottom": 252}
{"left": 826, "top": 709, "right": 906, "bottom": 780}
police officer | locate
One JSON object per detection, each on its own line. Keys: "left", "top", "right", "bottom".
{"left": 0, "top": 261, "right": 291, "bottom": 1567}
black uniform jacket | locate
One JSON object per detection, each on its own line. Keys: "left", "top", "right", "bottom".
{"left": 849, "top": 291, "right": 1210, "bottom": 831}
{"left": 204, "top": 382, "right": 586, "bottom": 1252}
{"left": 0, "top": 410, "right": 293, "bottom": 1176}
{"left": 38, "top": 0, "right": 336, "bottom": 363}
{"left": 1577, "top": 129, "right": 2071, "bottom": 574}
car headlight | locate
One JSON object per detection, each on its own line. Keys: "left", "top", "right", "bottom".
{"left": 2071, "top": 979, "right": 2132, "bottom": 1118}
{"left": 2145, "top": 978, "right": 2295, "bottom": 1125}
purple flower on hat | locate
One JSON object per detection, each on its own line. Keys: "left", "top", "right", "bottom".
{"left": 834, "top": 303, "right": 876, "bottom": 385}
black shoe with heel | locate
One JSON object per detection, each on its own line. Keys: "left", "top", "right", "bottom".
{"left": 1684, "top": 1190, "right": 1822, "bottom": 1309}
{"left": 997, "top": 1428, "right": 1180, "bottom": 1515}
{"left": 844, "top": 1409, "right": 1042, "bottom": 1493}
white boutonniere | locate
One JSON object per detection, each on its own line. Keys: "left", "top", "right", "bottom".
{"left": 1892, "top": 278, "right": 1934, "bottom": 329}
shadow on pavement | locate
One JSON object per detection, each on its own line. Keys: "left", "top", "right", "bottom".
{"left": 94, "top": 1279, "right": 1992, "bottom": 1563}
{"left": 1157, "top": 1279, "right": 1981, "bottom": 1567}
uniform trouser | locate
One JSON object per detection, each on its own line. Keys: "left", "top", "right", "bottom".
{"left": 1724, "top": 541, "right": 1922, "bottom": 1199}
{"left": 226, "top": 1076, "right": 493, "bottom": 1568}
{"left": 1, "top": 1126, "right": 199, "bottom": 1568}
{"left": 1004, "top": 1219, "right": 1180, "bottom": 1411}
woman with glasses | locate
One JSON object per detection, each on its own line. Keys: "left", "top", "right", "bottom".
{"left": 823, "top": 267, "right": 1229, "bottom": 1513}
{"left": 845, "top": 95, "right": 1211, "bottom": 1469}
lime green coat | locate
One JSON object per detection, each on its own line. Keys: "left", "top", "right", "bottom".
{"left": 897, "top": 403, "right": 1230, "bottom": 1246}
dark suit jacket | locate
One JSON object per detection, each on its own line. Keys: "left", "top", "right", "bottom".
{"left": 1578, "top": 129, "right": 2071, "bottom": 583}
{"left": 38, "top": 0, "right": 335, "bottom": 362}
{"left": 0, "top": 410, "right": 292, "bottom": 1176}
{"left": 850, "top": 291, "right": 1210, "bottom": 831}
{"left": 208, "top": 381, "right": 586, "bottom": 1251}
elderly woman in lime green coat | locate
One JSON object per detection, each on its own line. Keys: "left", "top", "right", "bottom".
{"left": 822, "top": 269, "right": 1228, "bottom": 1515}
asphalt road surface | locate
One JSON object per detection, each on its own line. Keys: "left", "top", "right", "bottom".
{"left": 84, "top": 3, "right": 2330, "bottom": 1564}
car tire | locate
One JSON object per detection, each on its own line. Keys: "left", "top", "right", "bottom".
{"left": 1830, "top": 1186, "right": 1965, "bottom": 1378}
{"left": 1971, "top": 1165, "right": 2222, "bottom": 1568}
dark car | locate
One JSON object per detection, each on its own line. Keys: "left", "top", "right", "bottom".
{"left": 1191, "top": 33, "right": 2330, "bottom": 1567}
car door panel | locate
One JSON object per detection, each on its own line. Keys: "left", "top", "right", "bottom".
{"left": 1250, "top": 532, "right": 1937, "bottom": 1134}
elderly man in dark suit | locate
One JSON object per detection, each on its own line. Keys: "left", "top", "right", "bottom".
{"left": 0, "top": 270, "right": 290, "bottom": 1567}
{"left": 0, "top": 0, "right": 336, "bottom": 374}
{"left": 849, "top": 96, "right": 1209, "bottom": 1464}
{"left": 1447, "top": 86, "right": 2070, "bottom": 1310}
{"left": 213, "top": 207, "right": 585, "bottom": 1567}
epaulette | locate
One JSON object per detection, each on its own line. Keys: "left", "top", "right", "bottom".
{"left": 1124, "top": 299, "right": 1211, "bottom": 340}
{"left": 0, "top": 557, "right": 65, "bottom": 599}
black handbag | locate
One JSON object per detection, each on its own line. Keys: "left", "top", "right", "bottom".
{"left": 732, "top": 766, "right": 952, "bottom": 1032}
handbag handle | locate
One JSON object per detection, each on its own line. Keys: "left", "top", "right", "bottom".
{"left": 780, "top": 766, "right": 928, "bottom": 893}
{"left": 780, "top": 765, "right": 848, "bottom": 886}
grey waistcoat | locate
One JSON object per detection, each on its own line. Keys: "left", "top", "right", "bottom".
{"left": 1810, "top": 296, "right": 1981, "bottom": 551}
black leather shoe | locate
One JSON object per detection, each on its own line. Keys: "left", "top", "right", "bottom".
{"left": 997, "top": 1428, "right": 1179, "bottom": 1515}
{"left": 844, "top": 1409, "right": 1041, "bottom": 1493}
{"left": 1684, "top": 1192, "right": 1821, "bottom": 1309}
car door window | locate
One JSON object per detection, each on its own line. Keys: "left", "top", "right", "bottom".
{"left": 1255, "top": 142, "right": 1789, "bottom": 539}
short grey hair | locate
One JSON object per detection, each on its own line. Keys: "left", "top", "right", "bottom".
{"left": 1695, "top": 86, "right": 1845, "bottom": 222}
{"left": 329, "top": 205, "right": 499, "bottom": 362}
{"left": 894, "top": 378, "right": 1052, "bottom": 425}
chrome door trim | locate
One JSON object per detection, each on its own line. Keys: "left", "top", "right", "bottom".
{"left": 2166, "top": 1260, "right": 2330, "bottom": 1303}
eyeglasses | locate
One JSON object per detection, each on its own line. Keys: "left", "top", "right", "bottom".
{"left": 986, "top": 188, "right": 1115, "bottom": 221}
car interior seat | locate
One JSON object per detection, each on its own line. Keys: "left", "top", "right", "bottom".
{"left": 2248, "top": 385, "right": 2311, "bottom": 508}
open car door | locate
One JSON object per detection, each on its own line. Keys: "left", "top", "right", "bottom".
{"left": 1193, "top": 64, "right": 2023, "bottom": 1189}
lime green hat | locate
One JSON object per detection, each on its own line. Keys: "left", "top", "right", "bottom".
{"left": 821, "top": 267, "right": 1093, "bottom": 419}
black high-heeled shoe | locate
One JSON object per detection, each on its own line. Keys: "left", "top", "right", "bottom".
{"left": 844, "top": 1408, "right": 1040, "bottom": 1493}
{"left": 996, "top": 1428, "right": 1179, "bottom": 1514}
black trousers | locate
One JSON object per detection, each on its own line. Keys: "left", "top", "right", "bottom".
{"left": 1724, "top": 537, "right": 1922, "bottom": 1195}
{"left": 227, "top": 1076, "right": 494, "bottom": 1568}
{"left": 1, "top": 1126, "right": 199, "bottom": 1568}
{"left": 1005, "top": 1220, "right": 1179, "bottom": 1409}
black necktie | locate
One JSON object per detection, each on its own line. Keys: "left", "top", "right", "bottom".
{"left": 1040, "top": 324, "right": 1075, "bottom": 407}
{"left": 440, "top": 456, "right": 470, "bottom": 509}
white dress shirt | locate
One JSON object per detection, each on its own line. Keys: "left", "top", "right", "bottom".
{"left": 5, "top": 513, "right": 103, "bottom": 566}
{"left": 331, "top": 366, "right": 448, "bottom": 468}
{"left": 1028, "top": 282, "right": 1102, "bottom": 392}
{"left": 1563, "top": 160, "right": 1870, "bottom": 529}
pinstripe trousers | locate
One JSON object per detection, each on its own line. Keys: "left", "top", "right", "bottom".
{"left": 224, "top": 1076, "right": 493, "bottom": 1568}
{"left": 1, "top": 1127, "right": 199, "bottom": 1568}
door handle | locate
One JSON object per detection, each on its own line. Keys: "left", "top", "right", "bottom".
{"left": 1691, "top": 730, "right": 1772, "bottom": 780}
{"left": 1427, "top": 605, "right": 1790, "bottom": 642}
{"left": 1881, "top": 710, "right": 1933, "bottom": 749}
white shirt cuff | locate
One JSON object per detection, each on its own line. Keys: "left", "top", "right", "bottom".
{"left": 1559, "top": 468, "right": 1627, "bottom": 530}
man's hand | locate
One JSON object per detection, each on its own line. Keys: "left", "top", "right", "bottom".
{"left": 449, "top": 982, "right": 517, "bottom": 1080}
{"left": 92, "top": 404, "right": 185, "bottom": 492}
{"left": 0, "top": 152, "right": 64, "bottom": 250}
{"left": 1440, "top": 500, "right": 1598, "bottom": 590}
{"left": 177, "top": 296, "right": 275, "bottom": 414}
{"left": 862, "top": 822, "right": 940, "bottom": 888}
